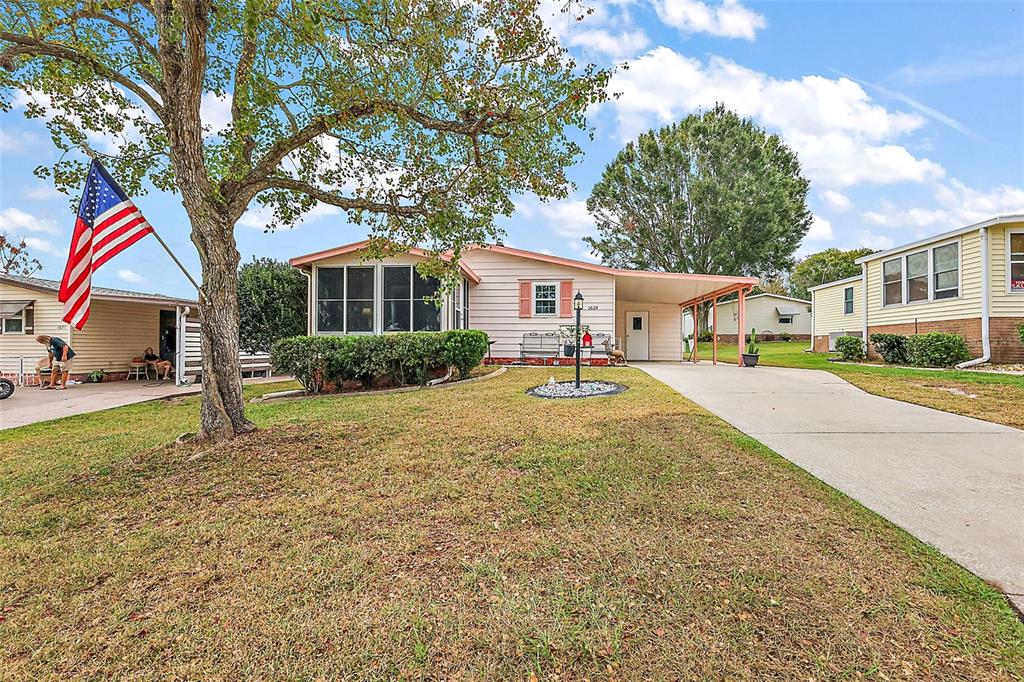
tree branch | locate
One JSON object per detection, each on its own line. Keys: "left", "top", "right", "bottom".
{"left": 252, "top": 177, "right": 429, "bottom": 218}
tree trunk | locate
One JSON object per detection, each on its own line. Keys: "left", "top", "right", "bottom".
{"left": 189, "top": 211, "right": 255, "bottom": 443}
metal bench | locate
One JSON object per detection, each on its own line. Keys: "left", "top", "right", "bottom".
{"left": 239, "top": 352, "right": 272, "bottom": 378}
{"left": 519, "top": 332, "right": 560, "bottom": 361}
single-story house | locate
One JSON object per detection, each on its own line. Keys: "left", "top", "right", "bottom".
{"left": 289, "top": 241, "right": 758, "bottom": 364}
{"left": 810, "top": 214, "right": 1024, "bottom": 363}
{"left": 0, "top": 273, "right": 199, "bottom": 383}
{"left": 809, "top": 275, "right": 864, "bottom": 351}
{"left": 713, "top": 293, "right": 811, "bottom": 341}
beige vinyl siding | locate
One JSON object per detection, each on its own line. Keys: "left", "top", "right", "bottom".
{"left": 0, "top": 282, "right": 69, "bottom": 366}
{"left": 864, "top": 231, "right": 982, "bottom": 325}
{"left": 70, "top": 299, "right": 162, "bottom": 373}
{"left": 812, "top": 279, "right": 862, "bottom": 337}
{"left": 715, "top": 295, "right": 811, "bottom": 335}
{"left": 616, "top": 300, "right": 681, "bottom": 361}
{"left": 460, "top": 249, "right": 616, "bottom": 358}
{"left": 989, "top": 222, "right": 1024, "bottom": 317}
{"left": 310, "top": 252, "right": 454, "bottom": 335}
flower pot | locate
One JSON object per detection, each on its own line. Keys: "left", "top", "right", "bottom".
{"left": 564, "top": 343, "right": 577, "bottom": 357}
{"left": 742, "top": 353, "right": 760, "bottom": 367}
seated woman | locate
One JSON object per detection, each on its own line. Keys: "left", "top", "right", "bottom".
{"left": 143, "top": 347, "right": 174, "bottom": 380}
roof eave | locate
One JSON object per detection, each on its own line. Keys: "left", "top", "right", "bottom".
{"left": 854, "top": 214, "right": 1024, "bottom": 265}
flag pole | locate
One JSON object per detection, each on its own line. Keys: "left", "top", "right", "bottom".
{"left": 150, "top": 228, "right": 209, "bottom": 304}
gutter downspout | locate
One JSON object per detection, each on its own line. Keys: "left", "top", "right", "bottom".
{"left": 808, "top": 291, "right": 814, "bottom": 352}
{"left": 956, "top": 226, "right": 991, "bottom": 368}
{"left": 861, "top": 263, "right": 868, "bottom": 352}
{"left": 176, "top": 305, "right": 190, "bottom": 386}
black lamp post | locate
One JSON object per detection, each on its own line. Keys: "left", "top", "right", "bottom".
{"left": 573, "top": 291, "right": 584, "bottom": 388}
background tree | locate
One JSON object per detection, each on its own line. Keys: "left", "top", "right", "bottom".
{"left": 0, "top": 232, "right": 42, "bottom": 276}
{"left": 789, "top": 247, "right": 875, "bottom": 300}
{"left": 1, "top": 0, "right": 608, "bottom": 442}
{"left": 237, "top": 257, "right": 306, "bottom": 354}
{"left": 586, "top": 104, "right": 812, "bottom": 328}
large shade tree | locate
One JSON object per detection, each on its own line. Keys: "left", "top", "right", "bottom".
{"left": 586, "top": 104, "right": 812, "bottom": 294}
{"left": 0, "top": 0, "right": 608, "bottom": 441}
{"left": 789, "top": 247, "right": 875, "bottom": 300}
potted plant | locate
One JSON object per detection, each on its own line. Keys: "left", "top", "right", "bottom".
{"left": 742, "top": 328, "right": 760, "bottom": 367}
{"left": 558, "top": 323, "right": 590, "bottom": 357}
{"left": 86, "top": 369, "right": 106, "bottom": 383}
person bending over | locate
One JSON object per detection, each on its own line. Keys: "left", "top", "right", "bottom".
{"left": 35, "top": 335, "right": 75, "bottom": 390}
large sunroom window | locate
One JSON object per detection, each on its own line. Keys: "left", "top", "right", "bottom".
{"left": 882, "top": 258, "right": 902, "bottom": 306}
{"left": 383, "top": 265, "right": 442, "bottom": 332}
{"left": 933, "top": 243, "right": 959, "bottom": 299}
{"left": 315, "top": 266, "right": 375, "bottom": 333}
{"left": 905, "top": 251, "right": 929, "bottom": 303}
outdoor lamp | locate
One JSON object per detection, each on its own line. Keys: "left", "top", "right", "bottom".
{"left": 573, "top": 291, "right": 584, "bottom": 388}
{"left": 573, "top": 291, "right": 584, "bottom": 310}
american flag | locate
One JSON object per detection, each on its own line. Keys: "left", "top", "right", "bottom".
{"left": 58, "top": 160, "right": 154, "bottom": 329}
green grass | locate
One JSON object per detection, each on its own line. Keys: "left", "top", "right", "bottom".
{"left": 1, "top": 370, "right": 1022, "bottom": 679}
{"left": 705, "top": 341, "right": 1024, "bottom": 429}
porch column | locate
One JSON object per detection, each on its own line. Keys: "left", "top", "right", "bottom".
{"left": 712, "top": 297, "right": 718, "bottom": 365}
{"left": 692, "top": 302, "right": 699, "bottom": 363}
{"left": 736, "top": 288, "right": 746, "bottom": 367}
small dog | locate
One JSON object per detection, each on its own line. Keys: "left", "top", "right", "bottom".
{"left": 602, "top": 338, "right": 627, "bottom": 366}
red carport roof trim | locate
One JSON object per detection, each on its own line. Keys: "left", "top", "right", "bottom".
{"left": 289, "top": 239, "right": 481, "bottom": 284}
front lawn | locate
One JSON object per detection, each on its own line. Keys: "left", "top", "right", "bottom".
{"left": 708, "top": 341, "right": 1024, "bottom": 429}
{"left": 1, "top": 369, "right": 1021, "bottom": 679}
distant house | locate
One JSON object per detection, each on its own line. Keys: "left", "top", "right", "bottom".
{"left": 810, "top": 214, "right": 1024, "bottom": 363}
{"left": 0, "top": 273, "right": 198, "bottom": 383}
{"left": 809, "top": 275, "right": 863, "bottom": 351}
{"left": 289, "top": 241, "right": 758, "bottom": 364}
{"left": 714, "top": 293, "right": 811, "bottom": 341}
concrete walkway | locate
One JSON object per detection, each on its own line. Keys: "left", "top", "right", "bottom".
{"left": 0, "top": 376, "right": 287, "bottom": 430}
{"left": 636, "top": 362, "right": 1024, "bottom": 611}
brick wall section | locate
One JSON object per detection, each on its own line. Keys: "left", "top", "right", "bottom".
{"left": 486, "top": 356, "right": 610, "bottom": 367}
{"left": 864, "top": 317, "right": 1024, "bottom": 363}
{"left": 990, "top": 317, "right": 1024, "bottom": 363}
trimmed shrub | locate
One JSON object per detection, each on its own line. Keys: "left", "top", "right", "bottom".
{"left": 906, "top": 332, "right": 971, "bottom": 368}
{"left": 869, "top": 333, "right": 909, "bottom": 365}
{"left": 780, "top": 332, "right": 792, "bottom": 342}
{"left": 442, "top": 329, "right": 490, "bottom": 379}
{"left": 697, "top": 330, "right": 714, "bottom": 343}
{"left": 1018, "top": 323, "right": 1024, "bottom": 346}
{"left": 272, "top": 330, "right": 491, "bottom": 393}
{"left": 834, "top": 335, "right": 865, "bottom": 362}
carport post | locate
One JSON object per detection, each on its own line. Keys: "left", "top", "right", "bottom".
{"left": 712, "top": 297, "right": 718, "bottom": 365}
{"left": 736, "top": 288, "right": 746, "bottom": 367}
{"left": 692, "top": 302, "right": 699, "bottom": 363}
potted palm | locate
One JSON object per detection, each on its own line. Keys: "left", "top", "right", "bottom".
{"left": 742, "top": 328, "right": 760, "bottom": 367}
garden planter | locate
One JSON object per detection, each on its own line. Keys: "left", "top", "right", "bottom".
{"left": 563, "top": 343, "right": 577, "bottom": 357}
{"left": 742, "top": 353, "right": 760, "bottom": 367}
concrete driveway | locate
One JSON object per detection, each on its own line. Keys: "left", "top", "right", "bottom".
{"left": 636, "top": 362, "right": 1024, "bottom": 611}
{"left": 0, "top": 376, "right": 285, "bottom": 430}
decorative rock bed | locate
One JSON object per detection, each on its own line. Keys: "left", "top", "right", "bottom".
{"left": 527, "top": 379, "right": 627, "bottom": 399}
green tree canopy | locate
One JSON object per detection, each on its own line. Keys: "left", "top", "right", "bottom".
{"left": 1, "top": 0, "right": 608, "bottom": 441}
{"left": 585, "top": 105, "right": 812, "bottom": 282}
{"left": 790, "top": 247, "right": 875, "bottom": 300}
{"left": 238, "top": 257, "right": 306, "bottom": 354}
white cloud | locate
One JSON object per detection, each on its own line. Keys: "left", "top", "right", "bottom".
{"left": 0, "top": 128, "right": 41, "bottom": 153}
{"left": 515, "top": 195, "right": 597, "bottom": 240}
{"left": 862, "top": 206, "right": 948, "bottom": 228}
{"left": 821, "top": 190, "right": 852, "bottom": 212}
{"left": 200, "top": 92, "right": 233, "bottom": 137}
{"left": 118, "top": 269, "right": 144, "bottom": 283}
{"left": 0, "top": 207, "right": 60, "bottom": 235}
{"left": 890, "top": 43, "right": 1024, "bottom": 87}
{"left": 21, "top": 236, "right": 63, "bottom": 256}
{"left": 652, "top": 0, "right": 766, "bottom": 40}
{"left": 805, "top": 214, "right": 833, "bottom": 241}
{"left": 23, "top": 183, "right": 67, "bottom": 201}
{"left": 860, "top": 179, "right": 1024, "bottom": 232}
{"left": 604, "top": 49, "right": 944, "bottom": 188}
{"left": 238, "top": 200, "right": 341, "bottom": 231}
{"left": 854, "top": 230, "right": 895, "bottom": 250}
{"left": 565, "top": 29, "right": 650, "bottom": 58}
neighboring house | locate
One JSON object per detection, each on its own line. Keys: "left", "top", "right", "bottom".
{"left": 289, "top": 240, "right": 758, "bottom": 364}
{"left": 809, "top": 275, "right": 863, "bottom": 351}
{"left": 0, "top": 273, "right": 198, "bottom": 383}
{"left": 714, "top": 293, "right": 811, "bottom": 341}
{"left": 809, "top": 214, "right": 1024, "bottom": 363}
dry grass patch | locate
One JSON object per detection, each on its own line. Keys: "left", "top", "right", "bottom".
{"left": 1, "top": 370, "right": 1021, "bottom": 680}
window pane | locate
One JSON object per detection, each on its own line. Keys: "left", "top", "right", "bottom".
{"left": 906, "top": 251, "right": 927, "bottom": 278}
{"left": 347, "top": 267, "right": 374, "bottom": 300}
{"left": 884, "top": 281, "right": 902, "bottom": 306}
{"left": 317, "top": 268, "right": 344, "bottom": 300}
{"left": 4, "top": 317, "right": 23, "bottom": 333}
{"left": 383, "top": 266, "right": 411, "bottom": 300}
{"left": 883, "top": 258, "right": 901, "bottom": 282}
{"left": 413, "top": 300, "right": 441, "bottom": 331}
{"left": 1011, "top": 263, "right": 1024, "bottom": 291}
{"left": 935, "top": 270, "right": 958, "bottom": 291}
{"left": 383, "top": 300, "right": 411, "bottom": 331}
{"left": 1010, "top": 233, "right": 1024, "bottom": 258}
{"left": 934, "top": 288, "right": 958, "bottom": 300}
{"left": 844, "top": 287, "right": 853, "bottom": 302}
{"left": 346, "top": 301, "right": 374, "bottom": 332}
{"left": 317, "top": 301, "right": 345, "bottom": 332}
{"left": 413, "top": 270, "right": 440, "bottom": 299}
{"left": 535, "top": 299, "right": 556, "bottom": 315}
{"left": 933, "top": 243, "right": 957, "bottom": 272}
{"left": 632, "top": 316, "right": 643, "bottom": 331}
{"left": 907, "top": 276, "right": 928, "bottom": 302}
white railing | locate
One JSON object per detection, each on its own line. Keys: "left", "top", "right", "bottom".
{"left": 0, "top": 356, "right": 44, "bottom": 386}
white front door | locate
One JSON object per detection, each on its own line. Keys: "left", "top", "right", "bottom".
{"left": 625, "top": 311, "right": 649, "bottom": 361}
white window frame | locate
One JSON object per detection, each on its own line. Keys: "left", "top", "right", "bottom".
{"left": 879, "top": 239, "right": 961, "bottom": 307}
{"left": 1, "top": 308, "right": 25, "bottom": 334}
{"left": 1008, "top": 230, "right": 1024, "bottom": 295}
{"left": 532, "top": 281, "right": 558, "bottom": 317}
{"left": 843, "top": 286, "right": 854, "bottom": 315}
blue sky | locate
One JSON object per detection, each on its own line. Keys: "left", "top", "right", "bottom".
{"left": 1, "top": 0, "right": 1022, "bottom": 298}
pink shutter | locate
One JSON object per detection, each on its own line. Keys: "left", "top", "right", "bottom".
{"left": 559, "top": 281, "right": 573, "bottom": 318}
{"left": 518, "top": 281, "right": 532, "bottom": 318}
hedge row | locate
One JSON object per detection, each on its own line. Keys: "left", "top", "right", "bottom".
{"left": 861, "top": 332, "right": 971, "bottom": 368}
{"left": 271, "top": 330, "right": 490, "bottom": 394}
